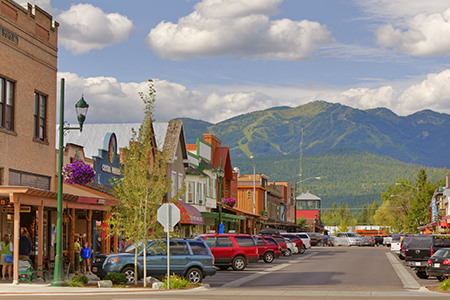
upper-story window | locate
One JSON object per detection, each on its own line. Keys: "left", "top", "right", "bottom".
{"left": 34, "top": 92, "right": 47, "bottom": 140}
{"left": 0, "top": 76, "right": 15, "bottom": 131}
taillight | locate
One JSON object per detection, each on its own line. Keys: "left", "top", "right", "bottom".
{"left": 443, "top": 259, "right": 450, "bottom": 265}
{"left": 309, "top": 240, "right": 311, "bottom": 245}
{"left": 431, "top": 249, "right": 435, "bottom": 256}
{"left": 428, "top": 260, "right": 432, "bottom": 265}
{"left": 212, "top": 255, "right": 215, "bottom": 265}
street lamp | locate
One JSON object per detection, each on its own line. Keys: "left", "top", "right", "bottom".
{"left": 51, "top": 78, "right": 89, "bottom": 287}
{"left": 250, "top": 156, "right": 256, "bottom": 214}
{"left": 213, "top": 159, "right": 225, "bottom": 232}
{"left": 395, "top": 182, "right": 419, "bottom": 194}
{"left": 390, "top": 194, "right": 410, "bottom": 208}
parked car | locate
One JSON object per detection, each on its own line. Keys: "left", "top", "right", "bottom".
{"left": 284, "top": 238, "right": 298, "bottom": 256}
{"left": 373, "top": 235, "right": 384, "bottom": 246}
{"left": 253, "top": 235, "right": 282, "bottom": 263}
{"left": 399, "top": 235, "right": 415, "bottom": 260}
{"left": 383, "top": 235, "right": 392, "bottom": 247}
{"left": 390, "top": 234, "right": 403, "bottom": 254}
{"left": 92, "top": 239, "right": 216, "bottom": 283}
{"left": 288, "top": 233, "right": 311, "bottom": 249}
{"left": 280, "top": 233, "right": 305, "bottom": 254}
{"left": 405, "top": 235, "right": 450, "bottom": 279}
{"left": 271, "top": 235, "right": 289, "bottom": 256}
{"left": 360, "top": 236, "right": 375, "bottom": 247}
{"left": 308, "top": 232, "right": 324, "bottom": 246}
{"left": 332, "top": 232, "right": 362, "bottom": 247}
{"left": 196, "top": 234, "right": 259, "bottom": 271}
{"left": 427, "top": 247, "right": 450, "bottom": 281}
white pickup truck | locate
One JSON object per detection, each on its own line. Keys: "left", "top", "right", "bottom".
{"left": 390, "top": 235, "right": 402, "bottom": 255}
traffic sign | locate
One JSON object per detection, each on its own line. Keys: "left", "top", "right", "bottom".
{"left": 157, "top": 203, "right": 180, "bottom": 232}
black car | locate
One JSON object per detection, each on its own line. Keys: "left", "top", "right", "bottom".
{"left": 427, "top": 247, "right": 450, "bottom": 282}
{"left": 404, "top": 235, "right": 450, "bottom": 279}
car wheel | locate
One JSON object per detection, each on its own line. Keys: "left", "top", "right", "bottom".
{"left": 298, "top": 247, "right": 305, "bottom": 254}
{"left": 415, "top": 270, "right": 429, "bottom": 279}
{"left": 283, "top": 249, "right": 291, "bottom": 257}
{"left": 218, "top": 266, "right": 230, "bottom": 270}
{"left": 263, "top": 251, "right": 274, "bottom": 263}
{"left": 231, "top": 256, "right": 246, "bottom": 271}
{"left": 317, "top": 241, "right": 323, "bottom": 247}
{"left": 121, "top": 266, "right": 138, "bottom": 283}
{"left": 186, "top": 267, "right": 203, "bottom": 284}
{"left": 437, "top": 276, "right": 448, "bottom": 282}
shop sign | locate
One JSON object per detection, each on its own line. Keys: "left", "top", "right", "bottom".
{"left": 2, "top": 206, "right": 31, "bottom": 213}
{"left": 101, "top": 164, "right": 121, "bottom": 176}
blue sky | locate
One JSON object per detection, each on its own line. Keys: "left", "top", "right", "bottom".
{"left": 24, "top": 0, "right": 450, "bottom": 125}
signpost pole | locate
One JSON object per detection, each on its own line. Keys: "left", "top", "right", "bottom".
{"left": 167, "top": 205, "right": 170, "bottom": 289}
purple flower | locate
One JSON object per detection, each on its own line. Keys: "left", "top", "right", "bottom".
{"left": 62, "top": 159, "right": 95, "bottom": 185}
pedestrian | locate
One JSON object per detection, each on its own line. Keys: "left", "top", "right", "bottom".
{"left": 80, "top": 241, "right": 92, "bottom": 275}
{"left": 18, "top": 228, "right": 32, "bottom": 261}
{"left": 74, "top": 237, "right": 81, "bottom": 275}
{"left": 0, "top": 234, "right": 13, "bottom": 280}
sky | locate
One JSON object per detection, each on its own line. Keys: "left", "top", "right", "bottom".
{"left": 23, "top": 0, "right": 450, "bottom": 125}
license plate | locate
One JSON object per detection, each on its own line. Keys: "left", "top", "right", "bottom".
{"left": 92, "top": 267, "right": 97, "bottom": 272}
{"left": 434, "top": 263, "right": 440, "bottom": 268}
{"left": 415, "top": 262, "right": 421, "bottom": 266}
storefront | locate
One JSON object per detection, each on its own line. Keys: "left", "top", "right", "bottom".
{"left": 175, "top": 202, "right": 205, "bottom": 237}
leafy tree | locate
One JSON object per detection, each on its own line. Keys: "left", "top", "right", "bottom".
{"left": 357, "top": 205, "right": 368, "bottom": 225}
{"left": 296, "top": 216, "right": 307, "bottom": 228}
{"left": 109, "top": 80, "right": 185, "bottom": 286}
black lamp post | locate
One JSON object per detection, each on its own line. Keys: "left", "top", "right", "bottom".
{"left": 51, "top": 78, "right": 89, "bottom": 287}
{"left": 214, "top": 159, "right": 224, "bottom": 230}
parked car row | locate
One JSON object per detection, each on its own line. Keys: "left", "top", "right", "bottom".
{"left": 92, "top": 232, "right": 312, "bottom": 284}
{"left": 399, "top": 234, "right": 450, "bottom": 281}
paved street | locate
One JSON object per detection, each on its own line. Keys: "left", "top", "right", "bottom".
{"left": 1, "top": 246, "right": 448, "bottom": 299}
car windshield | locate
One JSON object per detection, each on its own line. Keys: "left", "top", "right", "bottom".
{"left": 432, "top": 249, "right": 450, "bottom": 258}
{"left": 347, "top": 233, "right": 360, "bottom": 238}
{"left": 120, "top": 242, "right": 146, "bottom": 254}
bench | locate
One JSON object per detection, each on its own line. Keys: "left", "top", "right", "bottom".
{"left": 18, "top": 260, "right": 47, "bottom": 284}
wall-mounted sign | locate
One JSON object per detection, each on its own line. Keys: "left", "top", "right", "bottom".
{"left": 2, "top": 206, "right": 31, "bottom": 213}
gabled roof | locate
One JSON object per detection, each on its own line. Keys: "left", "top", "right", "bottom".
{"left": 213, "top": 146, "right": 232, "bottom": 180}
{"left": 186, "top": 165, "right": 208, "bottom": 177}
{"left": 296, "top": 192, "right": 321, "bottom": 200}
{"left": 200, "top": 159, "right": 215, "bottom": 170}
{"left": 163, "top": 120, "right": 188, "bottom": 166}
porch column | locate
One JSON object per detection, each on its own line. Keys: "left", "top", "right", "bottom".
{"left": 12, "top": 197, "right": 20, "bottom": 285}
{"left": 38, "top": 202, "right": 44, "bottom": 275}
{"left": 86, "top": 210, "right": 92, "bottom": 250}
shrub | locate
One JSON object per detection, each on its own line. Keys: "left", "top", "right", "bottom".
{"left": 439, "top": 278, "right": 450, "bottom": 291}
{"left": 104, "top": 272, "right": 128, "bottom": 285}
{"left": 162, "top": 274, "right": 194, "bottom": 289}
{"left": 66, "top": 274, "right": 88, "bottom": 287}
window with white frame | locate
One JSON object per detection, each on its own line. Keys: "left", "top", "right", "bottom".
{"left": 178, "top": 173, "right": 183, "bottom": 200}
{"left": 196, "top": 182, "right": 201, "bottom": 204}
{"left": 171, "top": 171, "right": 177, "bottom": 198}
{"left": 187, "top": 181, "right": 194, "bottom": 203}
{"left": 212, "top": 178, "right": 216, "bottom": 199}
{"left": 0, "top": 76, "right": 15, "bottom": 131}
{"left": 34, "top": 92, "right": 47, "bottom": 140}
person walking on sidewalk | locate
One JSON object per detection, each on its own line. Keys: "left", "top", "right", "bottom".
{"left": 74, "top": 237, "right": 81, "bottom": 275}
{"left": 80, "top": 241, "right": 92, "bottom": 275}
{"left": 0, "top": 234, "right": 13, "bottom": 280}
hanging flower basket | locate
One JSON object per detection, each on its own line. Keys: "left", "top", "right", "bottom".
{"left": 62, "top": 159, "right": 95, "bottom": 185}
{"left": 221, "top": 197, "right": 236, "bottom": 207}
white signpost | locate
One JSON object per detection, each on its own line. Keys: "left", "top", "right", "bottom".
{"left": 157, "top": 203, "right": 180, "bottom": 289}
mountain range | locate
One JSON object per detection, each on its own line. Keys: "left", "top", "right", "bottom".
{"left": 179, "top": 101, "right": 449, "bottom": 209}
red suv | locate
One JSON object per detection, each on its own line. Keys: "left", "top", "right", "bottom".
{"left": 253, "top": 235, "right": 282, "bottom": 263}
{"left": 196, "top": 234, "right": 259, "bottom": 271}
{"left": 280, "top": 234, "right": 305, "bottom": 254}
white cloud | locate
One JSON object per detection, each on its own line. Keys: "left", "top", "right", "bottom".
{"left": 145, "top": 0, "right": 331, "bottom": 61}
{"left": 59, "top": 68, "right": 450, "bottom": 125}
{"left": 398, "top": 69, "right": 450, "bottom": 113}
{"left": 58, "top": 73, "right": 276, "bottom": 124}
{"left": 21, "top": 0, "right": 57, "bottom": 15}
{"left": 375, "top": 7, "right": 450, "bottom": 57}
{"left": 57, "top": 4, "right": 136, "bottom": 55}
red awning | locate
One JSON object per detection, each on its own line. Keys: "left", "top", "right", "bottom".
{"left": 175, "top": 203, "right": 204, "bottom": 225}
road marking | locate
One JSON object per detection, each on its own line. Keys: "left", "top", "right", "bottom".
{"left": 385, "top": 252, "right": 421, "bottom": 289}
{"left": 221, "top": 252, "right": 317, "bottom": 288}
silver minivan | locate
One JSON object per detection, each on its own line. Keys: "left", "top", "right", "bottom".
{"left": 333, "top": 232, "right": 362, "bottom": 246}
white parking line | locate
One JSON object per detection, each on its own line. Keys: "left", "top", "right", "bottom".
{"left": 385, "top": 252, "right": 421, "bottom": 290}
{"left": 221, "top": 252, "right": 317, "bottom": 288}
